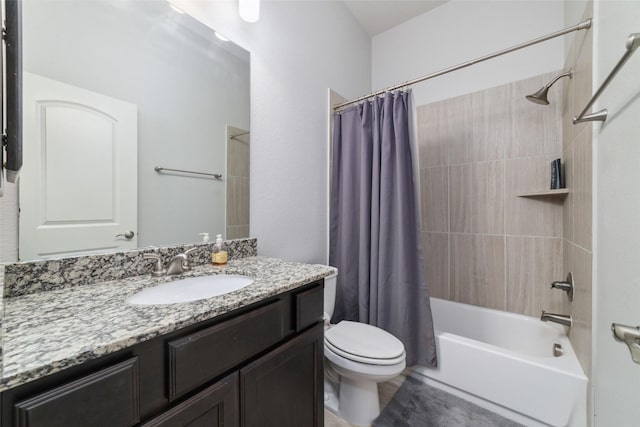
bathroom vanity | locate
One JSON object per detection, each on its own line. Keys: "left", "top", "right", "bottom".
{"left": 0, "top": 249, "right": 330, "bottom": 427}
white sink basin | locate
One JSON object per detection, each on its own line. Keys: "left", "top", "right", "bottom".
{"left": 127, "top": 275, "right": 254, "bottom": 305}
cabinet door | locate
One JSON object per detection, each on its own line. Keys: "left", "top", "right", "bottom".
{"left": 141, "top": 373, "right": 238, "bottom": 427}
{"left": 240, "top": 323, "right": 323, "bottom": 427}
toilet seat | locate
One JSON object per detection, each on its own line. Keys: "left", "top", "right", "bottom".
{"left": 324, "top": 321, "right": 405, "bottom": 365}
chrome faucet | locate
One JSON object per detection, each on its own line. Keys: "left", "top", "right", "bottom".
{"left": 540, "top": 310, "right": 572, "bottom": 327}
{"left": 166, "top": 248, "right": 197, "bottom": 275}
{"left": 143, "top": 248, "right": 197, "bottom": 277}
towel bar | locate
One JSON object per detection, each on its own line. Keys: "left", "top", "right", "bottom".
{"left": 573, "top": 32, "right": 640, "bottom": 124}
{"left": 154, "top": 166, "right": 222, "bottom": 179}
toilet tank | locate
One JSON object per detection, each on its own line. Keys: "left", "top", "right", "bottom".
{"left": 323, "top": 267, "right": 338, "bottom": 319}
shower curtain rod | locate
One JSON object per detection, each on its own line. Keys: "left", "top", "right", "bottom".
{"left": 333, "top": 18, "right": 592, "bottom": 111}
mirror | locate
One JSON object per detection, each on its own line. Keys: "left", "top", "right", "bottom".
{"left": 17, "top": 0, "right": 250, "bottom": 261}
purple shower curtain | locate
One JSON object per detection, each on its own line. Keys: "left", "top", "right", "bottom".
{"left": 329, "top": 90, "right": 437, "bottom": 367}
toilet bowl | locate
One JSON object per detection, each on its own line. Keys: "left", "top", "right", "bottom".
{"left": 322, "top": 268, "right": 406, "bottom": 426}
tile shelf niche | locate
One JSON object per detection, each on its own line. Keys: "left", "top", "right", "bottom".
{"left": 516, "top": 189, "right": 569, "bottom": 198}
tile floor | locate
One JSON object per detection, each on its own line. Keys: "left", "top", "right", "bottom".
{"left": 324, "top": 374, "right": 406, "bottom": 427}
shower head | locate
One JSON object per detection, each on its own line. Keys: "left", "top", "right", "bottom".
{"left": 526, "top": 87, "right": 552, "bottom": 105}
{"left": 525, "top": 70, "right": 572, "bottom": 105}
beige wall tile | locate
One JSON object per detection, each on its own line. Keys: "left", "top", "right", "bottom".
{"left": 505, "top": 155, "right": 563, "bottom": 237}
{"left": 561, "top": 240, "right": 574, "bottom": 315}
{"left": 444, "top": 95, "right": 474, "bottom": 164}
{"left": 507, "top": 72, "right": 563, "bottom": 158}
{"left": 227, "top": 138, "right": 240, "bottom": 177}
{"left": 226, "top": 225, "right": 250, "bottom": 239}
{"left": 506, "top": 236, "right": 564, "bottom": 316}
{"left": 449, "top": 164, "right": 472, "bottom": 233}
{"left": 562, "top": 0, "right": 593, "bottom": 383}
{"left": 422, "top": 232, "right": 449, "bottom": 299}
{"left": 227, "top": 176, "right": 250, "bottom": 226}
{"left": 562, "top": 142, "right": 574, "bottom": 242}
{"left": 228, "top": 138, "right": 250, "bottom": 178}
{"left": 417, "top": 103, "right": 447, "bottom": 167}
{"left": 450, "top": 162, "right": 504, "bottom": 234}
{"left": 562, "top": 47, "right": 576, "bottom": 150}
{"left": 564, "top": 243, "right": 592, "bottom": 403}
{"left": 415, "top": 70, "right": 575, "bottom": 320}
{"left": 471, "top": 85, "right": 508, "bottom": 162}
{"left": 226, "top": 126, "right": 250, "bottom": 241}
{"left": 421, "top": 167, "right": 448, "bottom": 232}
{"left": 227, "top": 126, "right": 250, "bottom": 178}
{"left": 573, "top": 126, "right": 592, "bottom": 250}
{"left": 568, "top": 244, "right": 592, "bottom": 378}
{"left": 450, "top": 234, "right": 505, "bottom": 310}
{"left": 471, "top": 161, "right": 504, "bottom": 234}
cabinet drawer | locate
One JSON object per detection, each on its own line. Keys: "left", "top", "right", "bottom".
{"left": 168, "top": 300, "right": 284, "bottom": 400}
{"left": 14, "top": 358, "right": 139, "bottom": 427}
{"left": 295, "top": 283, "right": 324, "bottom": 332}
{"left": 141, "top": 372, "right": 238, "bottom": 427}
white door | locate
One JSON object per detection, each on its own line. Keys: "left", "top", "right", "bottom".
{"left": 593, "top": 2, "right": 640, "bottom": 425}
{"left": 20, "top": 72, "right": 138, "bottom": 260}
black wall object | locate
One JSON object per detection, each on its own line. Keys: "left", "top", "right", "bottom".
{"left": 4, "top": 0, "right": 22, "bottom": 183}
{"left": 550, "top": 158, "right": 563, "bottom": 189}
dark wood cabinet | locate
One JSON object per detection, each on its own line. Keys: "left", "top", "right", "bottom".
{"left": 241, "top": 323, "right": 323, "bottom": 427}
{"left": 168, "top": 300, "right": 284, "bottom": 401}
{"left": 0, "top": 281, "right": 324, "bottom": 427}
{"left": 141, "top": 373, "right": 239, "bottom": 427}
{"left": 14, "top": 358, "right": 140, "bottom": 427}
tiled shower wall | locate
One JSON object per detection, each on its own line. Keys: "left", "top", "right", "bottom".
{"left": 226, "top": 126, "right": 251, "bottom": 240}
{"left": 418, "top": 71, "right": 568, "bottom": 317}
{"left": 562, "top": 1, "right": 593, "bottom": 382}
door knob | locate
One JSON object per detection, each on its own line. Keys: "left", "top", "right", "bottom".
{"left": 612, "top": 323, "right": 640, "bottom": 364}
{"left": 116, "top": 231, "right": 135, "bottom": 240}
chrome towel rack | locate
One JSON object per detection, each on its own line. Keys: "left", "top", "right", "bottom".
{"left": 154, "top": 166, "right": 222, "bottom": 180}
{"left": 573, "top": 32, "right": 640, "bottom": 124}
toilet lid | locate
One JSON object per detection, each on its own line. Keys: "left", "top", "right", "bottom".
{"left": 324, "top": 321, "right": 405, "bottom": 363}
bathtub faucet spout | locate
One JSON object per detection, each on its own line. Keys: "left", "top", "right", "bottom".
{"left": 540, "top": 310, "right": 572, "bottom": 327}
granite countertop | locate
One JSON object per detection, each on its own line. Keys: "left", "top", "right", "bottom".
{"left": 0, "top": 256, "right": 334, "bottom": 392}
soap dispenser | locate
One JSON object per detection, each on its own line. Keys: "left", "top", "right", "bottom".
{"left": 211, "top": 234, "right": 228, "bottom": 265}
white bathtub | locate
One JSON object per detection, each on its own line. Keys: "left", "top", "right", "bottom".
{"left": 411, "top": 298, "right": 587, "bottom": 427}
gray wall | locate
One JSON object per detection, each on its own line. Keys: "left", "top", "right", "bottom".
{"left": 176, "top": 0, "right": 371, "bottom": 263}
{"left": 372, "top": 1, "right": 565, "bottom": 106}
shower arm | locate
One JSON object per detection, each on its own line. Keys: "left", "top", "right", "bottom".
{"left": 333, "top": 18, "right": 592, "bottom": 111}
{"left": 573, "top": 32, "right": 640, "bottom": 124}
{"left": 544, "top": 70, "right": 572, "bottom": 89}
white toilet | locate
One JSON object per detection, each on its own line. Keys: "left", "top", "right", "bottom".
{"left": 323, "top": 267, "right": 406, "bottom": 426}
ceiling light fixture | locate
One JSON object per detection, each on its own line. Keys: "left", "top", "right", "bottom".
{"left": 239, "top": 0, "right": 260, "bottom": 23}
